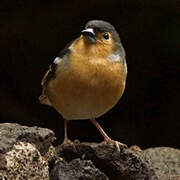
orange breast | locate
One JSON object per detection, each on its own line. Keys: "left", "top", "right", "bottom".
{"left": 46, "top": 38, "right": 127, "bottom": 120}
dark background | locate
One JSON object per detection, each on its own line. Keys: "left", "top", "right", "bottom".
{"left": 0, "top": 0, "right": 179, "bottom": 149}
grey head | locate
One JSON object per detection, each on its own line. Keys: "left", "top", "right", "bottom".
{"left": 82, "top": 20, "right": 120, "bottom": 43}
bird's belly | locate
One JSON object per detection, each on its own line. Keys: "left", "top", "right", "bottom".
{"left": 47, "top": 60, "right": 126, "bottom": 120}
{"left": 49, "top": 83, "right": 124, "bottom": 120}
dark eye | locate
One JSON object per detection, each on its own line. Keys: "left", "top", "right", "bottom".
{"left": 103, "top": 33, "right": 109, "bottom": 40}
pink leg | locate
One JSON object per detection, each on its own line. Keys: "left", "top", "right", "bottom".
{"left": 63, "top": 119, "right": 72, "bottom": 144}
{"left": 90, "top": 118, "right": 127, "bottom": 151}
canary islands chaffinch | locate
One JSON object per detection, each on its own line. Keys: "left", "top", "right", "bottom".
{"left": 39, "top": 20, "right": 128, "bottom": 151}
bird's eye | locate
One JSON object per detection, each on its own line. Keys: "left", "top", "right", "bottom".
{"left": 103, "top": 33, "right": 109, "bottom": 40}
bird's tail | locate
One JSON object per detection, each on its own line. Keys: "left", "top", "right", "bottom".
{"left": 39, "top": 94, "right": 52, "bottom": 106}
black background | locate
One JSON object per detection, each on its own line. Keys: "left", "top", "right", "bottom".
{"left": 0, "top": 0, "right": 179, "bottom": 149}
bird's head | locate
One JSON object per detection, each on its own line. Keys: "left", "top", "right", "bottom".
{"left": 73, "top": 20, "right": 124, "bottom": 60}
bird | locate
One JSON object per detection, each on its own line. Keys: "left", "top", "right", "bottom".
{"left": 39, "top": 20, "right": 127, "bottom": 151}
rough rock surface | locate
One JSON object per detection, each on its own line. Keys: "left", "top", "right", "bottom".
{"left": 0, "top": 123, "right": 180, "bottom": 180}
{"left": 0, "top": 123, "right": 55, "bottom": 155}
{"left": 54, "top": 142, "right": 158, "bottom": 180}
{"left": 50, "top": 158, "right": 108, "bottom": 180}
{"left": 0, "top": 123, "right": 56, "bottom": 180}
{"left": 0, "top": 142, "right": 49, "bottom": 180}
{"left": 142, "top": 147, "right": 180, "bottom": 180}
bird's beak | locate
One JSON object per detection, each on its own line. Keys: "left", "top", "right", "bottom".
{"left": 81, "top": 28, "right": 96, "bottom": 43}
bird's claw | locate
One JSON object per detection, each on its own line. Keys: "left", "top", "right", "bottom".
{"left": 62, "top": 138, "right": 73, "bottom": 145}
{"left": 104, "top": 139, "right": 127, "bottom": 152}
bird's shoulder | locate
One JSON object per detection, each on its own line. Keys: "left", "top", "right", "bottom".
{"left": 41, "top": 47, "right": 72, "bottom": 87}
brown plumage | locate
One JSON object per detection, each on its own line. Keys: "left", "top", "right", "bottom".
{"left": 39, "top": 20, "right": 127, "bottom": 151}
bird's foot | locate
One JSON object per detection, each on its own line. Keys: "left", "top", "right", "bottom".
{"left": 62, "top": 138, "right": 73, "bottom": 145}
{"left": 104, "top": 138, "right": 127, "bottom": 152}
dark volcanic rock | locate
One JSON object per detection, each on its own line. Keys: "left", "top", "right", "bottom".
{"left": 0, "top": 123, "right": 56, "bottom": 179}
{"left": 0, "top": 142, "right": 49, "bottom": 179}
{"left": 50, "top": 158, "right": 108, "bottom": 180}
{"left": 55, "top": 142, "right": 158, "bottom": 180}
{"left": 1, "top": 123, "right": 180, "bottom": 180}
{"left": 0, "top": 123, "right": 55, "bottom": 155}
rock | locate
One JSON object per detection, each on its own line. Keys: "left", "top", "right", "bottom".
{"left": 0, "top": 142, "right": 49, "bottom": 180}
{"left": 0, "top": 123, "right": 180, "bottom": 180}
{"left": 50, "top": 158, "right": 108, "bottom": 180}
{"left": 142, "top": 147, "right": 180, "bottom": 180}
{"left": 0, "top": 123, "right": 55, "bottom": 155}
{"left": 55, "top": 142, "right": 159, "bottom": 180}
{"left": 0, "top": 123, "right": 56, "bottom": 180}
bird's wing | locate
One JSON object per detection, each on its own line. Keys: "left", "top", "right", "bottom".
{"left": 41, "top": 62, "right": 57, "bottom": 87}
{"left": 39, "top": 46, "right": 72, "bottom": 106}
{"left": 39, "top": 62, "right": 57, "bottom": 106}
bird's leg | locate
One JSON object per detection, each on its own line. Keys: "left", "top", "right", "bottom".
{"left": 63, "top": 119, "right": 72, "bottom": 144}
{"left": 90, "top": 118, "right": 127, "bottom": 151}
{"left": 90, "top": 118, "right": 111, "bottom": 141}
